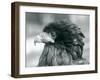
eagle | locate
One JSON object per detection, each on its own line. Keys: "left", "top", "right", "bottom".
{"left": 34, "top": 21, "right": 87, "bottom": 66}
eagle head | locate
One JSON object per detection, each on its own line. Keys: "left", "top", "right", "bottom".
{"left": 33, "top": 21, "right": 86, "bottom": 66}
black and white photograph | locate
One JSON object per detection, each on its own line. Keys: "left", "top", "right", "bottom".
{"left": 25, "top": 13, "right": 89, "bottom": 67}
{"left": 11, "top": 2, "right": 97, "bottom": 78}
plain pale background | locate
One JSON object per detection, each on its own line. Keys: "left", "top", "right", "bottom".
{"left": 0, "top": 0, "right": 100, "bottom": 80}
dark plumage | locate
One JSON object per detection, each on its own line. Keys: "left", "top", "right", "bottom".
{"left": 34, "top": 21, "right": 86, "bottom": 66}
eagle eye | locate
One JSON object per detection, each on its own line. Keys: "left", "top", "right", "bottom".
{"left": 50, "top": 32, "right": 56, "bottom": 39}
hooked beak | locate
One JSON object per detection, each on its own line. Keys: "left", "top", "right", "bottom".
{"left": 34, "top": 32, "right": 54, "bottom": 45}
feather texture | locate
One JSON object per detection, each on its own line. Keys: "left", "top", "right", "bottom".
{"left": 38, "top": 21, "right": 85, "bottom": 66}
